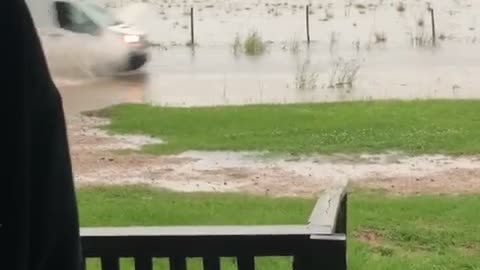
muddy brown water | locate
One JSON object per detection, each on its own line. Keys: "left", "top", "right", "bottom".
{"left": 57, "top": 43, "right": 480, "bottom": 113}
{"left": 55, "top": 0, "right": 480, "bottom": 112}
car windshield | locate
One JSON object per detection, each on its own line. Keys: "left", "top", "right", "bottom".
{"left": 79, "top": 2, "right": 121, "bottom": 26}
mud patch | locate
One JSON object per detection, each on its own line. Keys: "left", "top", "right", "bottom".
{"left": 360, "top": 167, "right": 480, "bottom": 193}
{"left": 68, "top": 115, "right": 480, "bottom": 196}
{"left": 68, "top": 115, "right": 162, "bottom": 151}
{"left": 356, "top": 229, "right": 384, "bottom": 246}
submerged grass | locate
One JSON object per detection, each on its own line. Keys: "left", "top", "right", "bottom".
{"left": 78, "top": 186, "right": 480, "bottom": 270}
{"left": 244, "top": 31, "right": 266, "bottom": 56}
{"left": 231, "top": 31, "right": 266, "bottom": 56}
{"left": 295, "top": 60, "right": 319, "bottom": 90}
{"left": 328, "top": 57, "right": 361, "bottom": 88}
{"left": 232, "top": 33, "right": 243, "bottom": 55}
{"left": 90, "top": 100, "right": 480, "bottom": 155}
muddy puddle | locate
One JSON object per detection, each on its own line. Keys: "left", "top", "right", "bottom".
{"left": 69, "top": 115, "right": 480, "bottom": 195}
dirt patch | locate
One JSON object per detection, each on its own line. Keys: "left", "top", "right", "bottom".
{"left": 356, "top": 229, "right": 384, "bottom": 246}
{"left": 68, "top": 115, "right": 480, "bottom": 196}
{"left": 68, "top": 115, "right": 330, "bottom": 195}
{"left": 359, "top": 168, "right": 480, "bottom": 193}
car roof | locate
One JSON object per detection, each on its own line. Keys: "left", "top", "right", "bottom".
{"left": 26, "top": 0, "right": 107, "bottom": 29}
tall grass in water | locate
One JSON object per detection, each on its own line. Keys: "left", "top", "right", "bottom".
{"left": 232, "top": 33, "right": 242, "bottom": 56}
{"left": 328, "top": 58, "right": 361, "bottom": 88}
{"left": 295, "top": 60, "right": 319, "bottom": 90}
{"left": 289, "top": 36, "right": 301, "bottom": 54}
{"left": 411, "top": 16, "right": 434, "bottom": 47}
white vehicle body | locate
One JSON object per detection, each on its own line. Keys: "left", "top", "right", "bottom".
{"left": 26, "top": 0, "right": 149, "bottom": 74}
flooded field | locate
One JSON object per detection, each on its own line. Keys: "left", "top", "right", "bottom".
{"left": 105, "top": 0, "right": 478, "bottom": 48}
{"left": 58, "top": 44, "right": 480, "bottom": 112}
{"left": 54, "top": 0, "right": 480, "bottom": 111}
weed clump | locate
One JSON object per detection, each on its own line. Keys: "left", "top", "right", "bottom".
{"left": 244, "top": 31, "right": 267, "bottom": 56}
{"left": 354, "top": 3, "right": 366, "bottom": 9}
{"left": 374, "top": 32, "right": 387, "bottom": 43}
{"left": 417, "top": 18, "right": 425, "bottom": 27}
{"left": 231, "top": 31, "right": 267, "bottom": 56}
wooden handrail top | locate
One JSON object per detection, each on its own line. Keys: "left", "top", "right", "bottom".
{"left": 80, "top": 225, "right": 334, "bottom": 237}
{"left": 308, "top": 187, "right": 347, "bottom": 233}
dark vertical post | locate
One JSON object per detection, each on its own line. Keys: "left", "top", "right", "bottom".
{"left": 311, "top": 238, "right": 347, "bottom": 270}
{"left": 101, "top": 256, "right": 120, "bottom": 270}
{"left": 293, "top": 255, "right": 312, "bottom": 270}
{"left": 203, "top": 257, "right": 221, "bottom": 270}
{"left": 135, "top": 256, "right": 153, "bottom": 270}
{"left": 190, "top": 7, "right": 195, "bottom": 47}
{"left": 81, "top": 257, "right": 86, "bottom": 270}
{"left": 306, "top": 5, "right": 311, "bottom": 44}
{"left": 335, "top": 193, "right": 348, "bottom": 234}
{"left": 429, "top": 8, "right": 436, "bottom": 46}
{"left": 237, "top": 256, "right": 255, "bottom": 270}
{"left": 170, "top": 257, "right": 187, "bottom": 270}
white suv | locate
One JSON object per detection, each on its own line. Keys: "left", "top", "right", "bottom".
{"left": 27, "top": 0, "right": 150, "bottom": 73}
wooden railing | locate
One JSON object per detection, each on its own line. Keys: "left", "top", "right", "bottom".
{"left": 80, "top": 187, "right": 348, "bottom": 270}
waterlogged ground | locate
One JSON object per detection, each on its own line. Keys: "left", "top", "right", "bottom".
{"left": 68, "top": 115, "right": 480, "bottom": 195}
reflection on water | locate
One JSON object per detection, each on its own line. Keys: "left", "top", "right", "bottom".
{"left": 56, "top": 43, "right": 480, "bottom": 113}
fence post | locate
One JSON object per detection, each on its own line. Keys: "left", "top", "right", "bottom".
{"left": 306, "top": 5, "right": 311, "bottom": 44}
{"left": 429, "top": 8, "right": 436, "bottom": 46}
{"left": 190, "top": 7, "right": 195, "bottom": 47}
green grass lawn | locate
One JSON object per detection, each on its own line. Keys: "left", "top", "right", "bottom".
{"left": 78, "top": 187, "right": 480, "bottom": 270}
{"left": 90, "top": 100, "right": 480, "bottom": 155}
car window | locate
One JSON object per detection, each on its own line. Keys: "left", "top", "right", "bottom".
{"left": 54, "top": 1, "right": 99, "bottom": 35}
{"left": 79, "top": 2, "right": 121, "bottom": 26}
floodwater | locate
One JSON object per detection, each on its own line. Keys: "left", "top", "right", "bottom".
{"left": 53, "top": 0, "right": 480, "bottom": 113}
{"left": 58, "top": 43, "right": 480, "bottom": 113}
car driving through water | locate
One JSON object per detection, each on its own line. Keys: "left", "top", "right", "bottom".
{"left": 26, "top": 0, "right": 150, "bottom": 74}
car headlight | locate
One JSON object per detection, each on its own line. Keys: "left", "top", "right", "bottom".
{"left": 123, "top": 35, "right": 140, "bottom": 43}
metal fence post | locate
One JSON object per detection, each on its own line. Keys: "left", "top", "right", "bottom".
{"left": 429, "top": 8, "right": 436, "bottom": 46}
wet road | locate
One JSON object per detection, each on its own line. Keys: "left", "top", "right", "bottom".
{"left": 57, "top": 43, "right": 480, "bottom": 114}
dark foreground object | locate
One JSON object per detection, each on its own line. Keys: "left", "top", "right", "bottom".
{"left": 3, "top": 1, "right": 81, "bottom": 270}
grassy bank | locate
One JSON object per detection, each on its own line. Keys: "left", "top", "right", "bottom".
{"left": 91, "top": 100, "right": 480, "bottom": 155}
{"left": 78, "top": 187, "right": 480, "bottom": 270}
